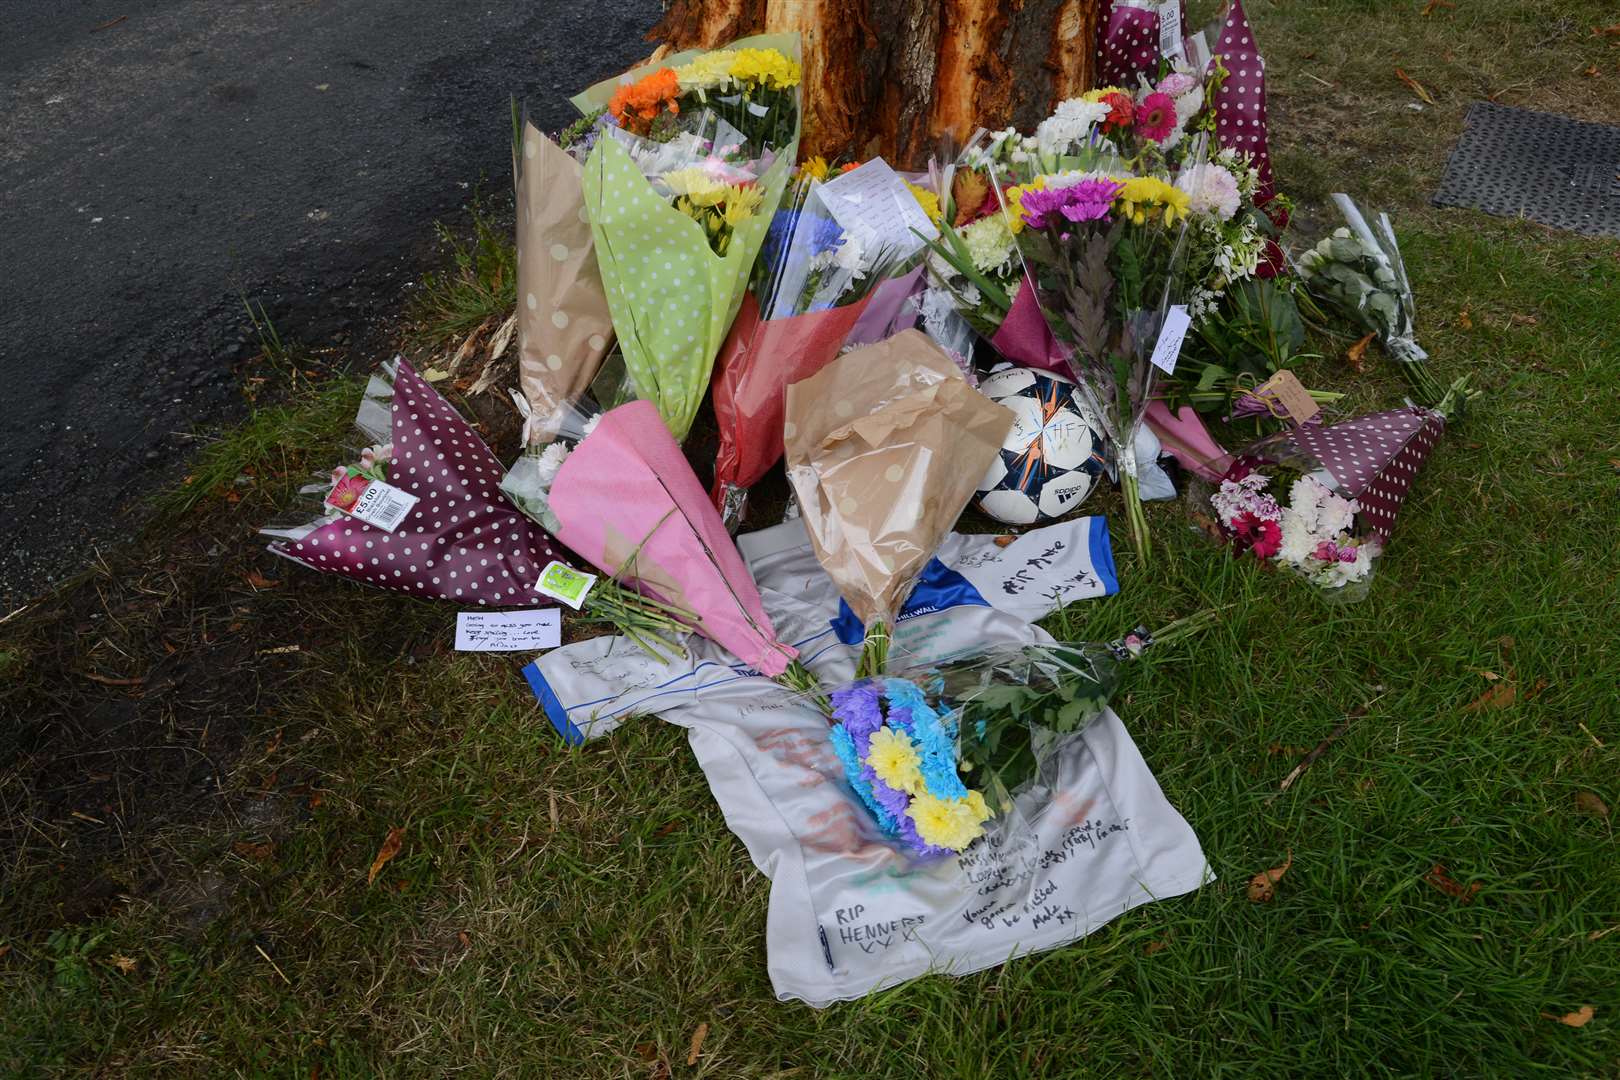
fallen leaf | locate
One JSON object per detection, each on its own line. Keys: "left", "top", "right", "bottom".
{"left": 110, "top": 954, "right": 138, "bottom": 974}
{"left": 457, "top": 931, "right": 471, "bottom": 948}
{"left": 992, "top": 534, "right": 1017, "bottom": 548}
{"left": 548, "top": 791, "right": 559, "bottom": 830}
{"left": 686, "top": 1022, "right": 710, "bottom": 1066}
{"left": 0, "top": 944, "right": 10, "bottom": 960}
{"left": 308, "top": 791, "right": 324, "bottom": 809}
{"left": 1509, "top": 312, "right": 1539, "bottom": 326}
{"left": 488, "top": 313, "right": 518, "bottom": 363}
{"left": 1543, "top": 1005, "right": 1595, "bottom": 1027}
{"left": 367, "top": 826, "right": 404, "bottom": 886}
{"left": 1584, "top": 64, "right": 1601, "bottom": 77}
{"left": 264, "top": 729, "right": 283, "bottom": 755}
{"left": 953, "top": 169, "right": 991, "bottom": 226}
{"left": 1190, "top": 511, "right": 1226, "bottom": 543}
{"left": 634, "top": 1043, "right": 659, "bottom": 1063}
{"left": 1247, "top": 851, "right": 1292, "bottom": 902}
{"left": 421, "top": 367, "right": 451, "bottom": 383}
{"left": 1394, "top": 67, "right": 1437, "bottom": 105}
{"left": 1346, "top": 332, "right": 1375, "bottom": 373}
{"left": 1457, "top": 309, "right": 1473, "bottom": 329}
{"left": 1479, "top": 669, "right": 1501, "bottom": 682}
{"left": 1574, "top": 791, "right": 1610, "bottom": 819}
{"left": 1421, "top": 0, "right": 1453, "bottom": 14}
{"left": 1144, "top": 938, "right": 1169, "bottom": 955}
{"left": 234, "top": 840, "right": 276, "bottom": 861}
{"left": 1423, "top": 864, "right": 1481, "bottom": 903}
{"left": 1594, "top": 24, "right": 1620, "bottom": 37}
{"left": 1464, "top": 681, "right": 1516, "bottom": 712}
{"left": 244, "top": 569, "right": 281, "bottom": 590}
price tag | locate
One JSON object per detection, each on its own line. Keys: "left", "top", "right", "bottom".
{"left": 534, "top": 560, "right": 596, "bottom": 610}
{"left": 1158, "top": 1, "right": 1185, "bottom": 61}
{"left": 325, "top": 475, "right": 419, "bottom": 533}
{"left": 454, "top": 608, "right": 562, "bottom": 652}
{"left": 1148, "top": 304, "right": 1192, "bottom": 375}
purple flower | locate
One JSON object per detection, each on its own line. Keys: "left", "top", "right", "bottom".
{"left": 830, "top": 683, "right": 884, "bottom": 738}
{"left": 1019, "top": 179, "right": 1122, "bottom": 231}
{"left": 870, "top": 775, "right": 911, "bottom": 820}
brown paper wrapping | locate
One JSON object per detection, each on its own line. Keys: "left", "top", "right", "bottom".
{"left": 783, "top": 329, "right": 1014, "bottom": 630}
{"left": 516, "top": 121, "right": 615, "bottom": 443}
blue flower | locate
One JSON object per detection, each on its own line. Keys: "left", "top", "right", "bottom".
{"left": 830, "top": 722, "right": 896, "bottom": 832}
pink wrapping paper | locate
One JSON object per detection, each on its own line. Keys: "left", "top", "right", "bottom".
{"left": 1145, "top": 400, "right": 1233, "bottom": 482}
{"left": 988, "top": 279, "right": 1071, "bottom": 375}
{"left": 548, "top": 399, "right": 797, "bottom": 676}
{"left": 844, "top": 265, "right": 925, "bottom": 348}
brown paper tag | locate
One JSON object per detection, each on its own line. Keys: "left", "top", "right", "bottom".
{"left": 1253, "top": 370, "right": 1320, "bottom": 426}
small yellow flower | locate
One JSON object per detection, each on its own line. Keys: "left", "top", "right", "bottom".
{"left": 1003, "top": 176, "right": 1047, "bottom": 234}
{"left": 721, "top": 183, "right": 762, "bottom": 228}
{"left": 674, "top": 50, "right": 736, "bottom": 93}
{"left": 867, "top": 726, "right": 923, "bottom": 795}
{"left": 1082, "top": 85, "right": 1128, "bottom": 104}
{"left": 800, "top": 155, "right": 831, "bottom": 181}
{"left": 1114, "top": 176, "right": 1191, "bottom": 228}
{"left": 905, "top": 181, "right": 942, "bottom": 225}
{"left": 909, "top": 791, "right": 990, "bottom": 851}
{"left": 728, "top": 47, "right": 801, "bottom": 90}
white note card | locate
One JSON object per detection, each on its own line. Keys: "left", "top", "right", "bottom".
{"left": 818, "top": 158, "right": 939, "bottom": 259}
{"left": 1149, "top": 304, "right": 1193, "bottom": 375}
{"left": 454, "top": 608, "right": 562, "bottom": 652}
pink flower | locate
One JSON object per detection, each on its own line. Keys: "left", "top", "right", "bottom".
{"left": 1313, "top": 540, "right": 1342, "bottom": 563}
{"left": 1135, "top": 92, "right": 1178, "bottom": 143}
{"left": 1156, "top": 72, "right": 1199, "bottom": 98}
{"left": 1233, "top": 511, "right": 1282, "bottom": 559}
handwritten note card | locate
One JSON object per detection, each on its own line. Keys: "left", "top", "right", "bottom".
{"left": 1149, "top": 304, "right": 1192, "bottom": 375}
{"left": 454, "top": 608, "right": 561, "bottom": 652}
{"left": 819, "top": 159, "right": 939, "bottom": 260}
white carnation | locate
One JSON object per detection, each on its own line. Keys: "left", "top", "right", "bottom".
{"left": 1176, "top": 163, "right": 1242, "bottom": 222}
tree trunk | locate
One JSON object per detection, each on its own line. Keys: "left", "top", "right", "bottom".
{"left": 650, "top": 0, "right": 1106, "bottom": 170}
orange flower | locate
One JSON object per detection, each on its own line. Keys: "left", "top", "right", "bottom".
{"left": 608, "top": 67, "right": 680, "bottom": 135}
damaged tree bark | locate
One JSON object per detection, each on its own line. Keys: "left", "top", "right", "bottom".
{"left": 650, "top": 0, "right": 1107, "bottom": 168}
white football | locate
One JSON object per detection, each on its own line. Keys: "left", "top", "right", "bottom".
{"left": 975, "top": 364, "right": 1108, "bottom": 525}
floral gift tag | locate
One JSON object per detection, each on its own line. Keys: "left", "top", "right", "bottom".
{"left": 324, "top": 474, "right": 419, "bottom": 533}
{"left": 534, "top": 560, "right": 597, "bottom": 610}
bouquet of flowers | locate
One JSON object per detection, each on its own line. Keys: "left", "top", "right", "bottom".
{"left": 260, "top": 359, "right": 695, "bottom": 651}
{"left": 819, "top": 611, "right": 1218, "bottom": 859}
{"left": 1297, "top": 194, "right": 1445, "bottom": 404}
{"left": 708, "top": 163, "right": 925, "bottom": 530}
{"left": 537, "top": 397, "right": 811, "bottom": 679}
{"left": 511, "top": 114, "right": 614, "bottom": 448}
{"left": 569, "top": 34, "right": 802, "bottom": 440}
{"left": 1207, "top": 401, "right": 1452, "bottom": 593}
{"left": 1005, "top": 145, "right": 1203, "bottom": 563}
{"left": 783, "top": 330, "right": 1013, "bottom": 677}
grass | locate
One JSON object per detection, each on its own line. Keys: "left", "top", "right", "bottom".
{"left": 410, "top": 195, "right": 519, "bottom": 349}
{"left": 3, "top": 1, "right": 1619, "bottom": 1076}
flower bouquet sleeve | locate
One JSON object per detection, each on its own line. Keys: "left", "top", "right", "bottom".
{"left": 546, "top": 398, "right": 799, "bottom": 676}
{"left": 512, "top": 116, "right": 615, "bottom": 447}
{"left": 1297, "top": 194, "right": 1446, "bottom": 404}
{"left": 783, "top": 330, "right": 1014, "bottom": 677}
{"left": 1205, "top": 402, "right": 1450, "bottom": 594}
{"left": 1097, "top": 0, "right": 1190, "bottom": 88}
{"left": 261, "top": 358, "right": 574, "bottom": 605}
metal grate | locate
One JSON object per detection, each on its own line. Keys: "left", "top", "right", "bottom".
{"left": 1433, "top": 102, "right": 1620, "bottom": 237}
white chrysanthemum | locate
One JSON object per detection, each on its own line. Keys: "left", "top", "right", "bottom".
{"left": 1036, "top": 97, "right": 1110, "bottom": 155}
{"left": 532, "top": 441, "right": 571, "bottom": 488}
{"left": 1176, "top": 163, "right": 1242, "bottom": 222}
{"left": 1277, "top": 508, "right": 1317, "bottom": 566}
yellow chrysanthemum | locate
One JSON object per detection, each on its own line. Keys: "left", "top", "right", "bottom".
{"left": 1081, "top": 85, "right": 1128, "bottom": 104}
{"left": 1003, "top": 176, "right": 1047, "bottom": 234}
{"left": 721, "top": 183, "right": 763, "bottom": 227}
{"left": 1114, "top": 175, "right": 1192, "bottom": 228}
{"left": 800, "top": 155, "right": 831, "bottom": 181}
{"left": 674, "top": 50, "right": 737, "bottom": 93}
{"left": 905, "top": 181, "right": 942, "bottom": 225}
{"left": 909, "top": 791, "right": 991, "bottom": 851}
{"left": 662, "top": 167, "right": 727, "bottom": 201}
{"left": 866, "top": 725, "right": 923, "bottom": 795}
{"left": 728, "top": 47, "right": 801, "bottom": 90}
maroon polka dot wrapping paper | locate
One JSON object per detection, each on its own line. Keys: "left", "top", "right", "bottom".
{"left": 1230, "top": 406, "right": 1447, "bottom": 546}
{"left": 1096, "top": 0, "right": 1189, "bottom": 89}
{"left": 268, "top": 359, "right": 572, "bottom": 606}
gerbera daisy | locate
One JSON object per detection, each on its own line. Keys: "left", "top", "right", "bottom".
{"left": 1135, "top": 91, "right": 1178, "bottom": 144}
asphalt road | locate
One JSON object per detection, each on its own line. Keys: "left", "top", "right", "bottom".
{"left": 0, "top": 0, "right": 660, "bottom": 605}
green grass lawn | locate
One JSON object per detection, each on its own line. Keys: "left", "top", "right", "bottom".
{"left": 3, "top": 1, "right": 1618, "bottom": 1076}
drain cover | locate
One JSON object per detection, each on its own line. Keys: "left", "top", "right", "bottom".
{"left": 1433, "top": 102, "right": 1620, "bottom": 237}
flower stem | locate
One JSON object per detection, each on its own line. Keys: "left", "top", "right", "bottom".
{"left": 856, "top": 622, "right": 890, "bottom": 679}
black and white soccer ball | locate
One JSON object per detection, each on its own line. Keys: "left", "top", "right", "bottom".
{"left": 975, "top": 364, "right": 1108, "bottom": 525}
